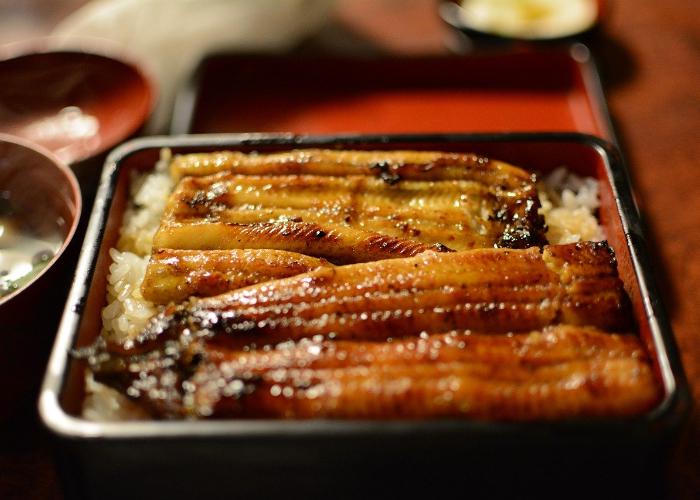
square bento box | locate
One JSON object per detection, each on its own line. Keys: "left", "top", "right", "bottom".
{"left": 40, "top": 133, "right": 689, "bottom": 499}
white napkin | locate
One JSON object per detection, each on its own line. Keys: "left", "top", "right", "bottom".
{"left": 53, "top": 0, "right": 336, "bottom": 132}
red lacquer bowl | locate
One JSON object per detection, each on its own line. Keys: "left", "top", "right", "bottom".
{"left": 0, "top": 40, "right": 155, "bottom": 163}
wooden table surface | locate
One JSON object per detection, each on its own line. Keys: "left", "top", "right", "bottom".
{"left": 1, "top": 0, "right": 698, "bottom": 498}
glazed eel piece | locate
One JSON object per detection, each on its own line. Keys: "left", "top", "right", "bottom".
{"left": 199, "top": 357, "right": 657, "bottom": 420}
{"left": 119, "top": 241, "right": 631, "bottom": 354}
{"left": 141, "top": 249, "right": 331, "bottom": 304}
{"left": 202, "top": 324, "right": 647, "bottom": 372}
{"left": 88, "top": 242, "right": 658, "bottom": 419}
{"left": 156, "top": 149, "right": 547, "bottom": 259}
{"left": 153, "top": 219, "right": 447, "bottom": 265}
{"left": 169, "top": 149, "right": 536, "bottom": 187}
{"left": 89, "top": 325, "right": 659, "bottom": 420}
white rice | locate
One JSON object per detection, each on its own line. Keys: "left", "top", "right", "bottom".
{"left": 117, "top": 150, "right": 175, "bottom": 256}
{"left": 85, "top": 157, "right": 605, "bottom": 420}
{"left": 83, "top": 372, "right": 150, "bottom": 421}
{"left": 538, "top": 167, "right": 605, "bottom": 244}
{"left": 99, "top": 149, "right": 173, "bottom": 345}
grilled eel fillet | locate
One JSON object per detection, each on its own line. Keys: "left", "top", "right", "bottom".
{"left": 128, "top": 241, "right": 631, "bottom": 355}
{"left": 155, "top": 149, "right": 547, "bottom": 262}
{"left": 88, "top": 325, "right": 659, "bottom": 419}
{"left": 88, "top": 241, "right": 658, "bottom": 419}
{"left": 141, "top": 249, "right": 331, "bottom": 304}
